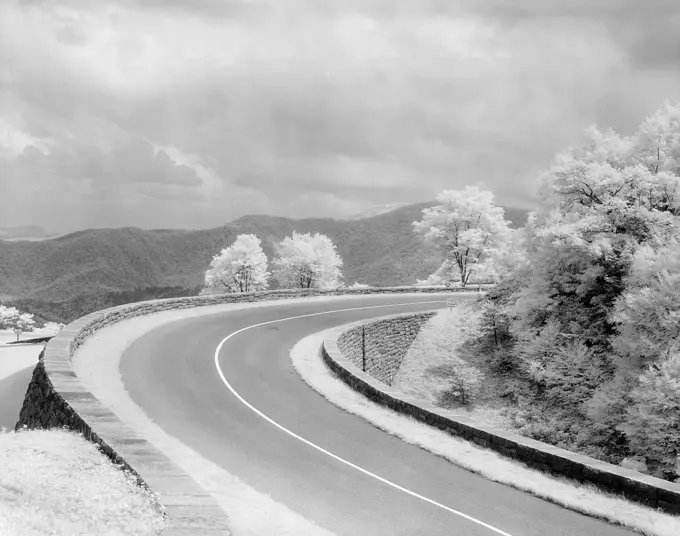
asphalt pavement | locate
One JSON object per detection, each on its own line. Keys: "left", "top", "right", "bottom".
{"left": 119, "top": 293, "right": 636, "bottom": 536}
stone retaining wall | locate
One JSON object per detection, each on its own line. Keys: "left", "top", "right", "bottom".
{"left": 322, "top": 312, "right": 680, "bottom": 515}
{"left": 15, "top": 286, "right": 463, "bottom": 535}
{"left": 337, "top": 313, "right": 436, "bottom": 385}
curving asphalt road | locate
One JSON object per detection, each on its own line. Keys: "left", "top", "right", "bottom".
{"left": 120, "top": 294, "right": 635, "bottom": 536}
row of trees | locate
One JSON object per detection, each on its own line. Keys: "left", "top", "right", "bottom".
{"left": 203, "top": 184, "right": 517, "bottom": 296}
{"left": 471, "top": 101, "right": 680, "bottom": 479}
{"left": 203, "top": 231, "right": 345, "bottom": 293}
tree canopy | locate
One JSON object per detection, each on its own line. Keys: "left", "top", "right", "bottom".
{"left": 0, "top": 305, "right": 36, "bottom": 341}
{"left": 204, "top": 234, "right": 270, "bottom": 293}
{"left": 272, "top": 232, "right": 343, "bottom": 290}
{"left": 476, "top": 100, "right": 680, "bottom": 478}
{"left": 413, "top": 186, "right": 513, "bottom": 286}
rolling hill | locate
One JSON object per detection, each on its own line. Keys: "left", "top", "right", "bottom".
{"left": 0, "top": 203, "right": 530, "bottom": 323}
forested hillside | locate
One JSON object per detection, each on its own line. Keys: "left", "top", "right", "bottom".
{"left": 471, "top": 101, "right": 680, "bottom": 481}
{"left": 0, "top": 203, "right": 529, "bottom": 322}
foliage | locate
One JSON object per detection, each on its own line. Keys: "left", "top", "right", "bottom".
{"left": 204, "top": 234, "right": 270, "bottom": 293}
{"left": 0, "top": 203, "right": 528, "bottom": 322}
{"left": 272, "top": 232, "right": 344, "bottom": 290}
{"left": 413, "top": 186, "right": 514, "bottom": 286}
{"left": 0, "top": 304, "right": 35, "bottom": 340}
{"left": 466, "top": 101, "right": 680, "bottom": 476}
{"left": 622, "top": 353, "right": 680, "bottom": 478}
{"left": 610, "top": 244, "right": 680, "bottom": 369}
{"left": 427, "top": 358, "right": 484, "bottom": 406}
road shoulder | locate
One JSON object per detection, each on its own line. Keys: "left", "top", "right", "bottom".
{"left": 290, "top": 328, "right": 680, "bottom": 536}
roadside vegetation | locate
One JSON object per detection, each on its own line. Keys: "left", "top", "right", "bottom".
{"left": 407, "top": 100, "right": 680, "bottom": 483}
{"left": 393, "top": 303, "right": 515, "bottom": 431}
{"left": 292, "top": 332, "right": 680, "bottom": 536}
{"left": 0, "top": 428, "right": 165, "bottom": 536}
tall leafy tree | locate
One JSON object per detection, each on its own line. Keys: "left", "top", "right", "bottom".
{"left": 623, "top": 353, "right": 680, "bottom": 478}
{"left": 510, "top": 106, "right": 680, "bottom": 363}
{"left": 204, "top": 234, "right": 270, "bottom": 293}
{"left": 487, "top": 101, "right": 680, "bottom": 469}
{"left": 413, "top": 186, "right": 512, "bottom": 287}
{"left": 272, "top": 232, "right": 343, "bottom": 290}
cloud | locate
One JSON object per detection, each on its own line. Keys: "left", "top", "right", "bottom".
{"left": 1, "top": 0, "right": 679, "bottom": 232}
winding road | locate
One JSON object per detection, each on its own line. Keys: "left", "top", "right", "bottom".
{"left": 120, "top": 293, "right": 635, "bottom": 536}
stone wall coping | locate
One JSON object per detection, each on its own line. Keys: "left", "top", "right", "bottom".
{"left": 322, "top": 314, "right": 680, "bottom": 514}
{"left": 23, "top": 286, "right": 473, "bottom": 535}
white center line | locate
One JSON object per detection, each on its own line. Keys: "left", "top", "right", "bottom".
{"left": 214, "top": 297, "right": 514, "bottom": 536}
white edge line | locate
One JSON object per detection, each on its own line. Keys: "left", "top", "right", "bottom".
{"left": 213, "top": 297, "right": 514, "bottom": 536}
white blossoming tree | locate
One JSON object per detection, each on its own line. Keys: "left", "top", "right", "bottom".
{"left": 413, "top": 186, "right": 513, "bottom": 287}
{"left": 272, "top": 231, "right": 343, "bottom": 290}
{"left": 204, "top": 234, "right": 270, "bottom": 293}
{"left": 0, "top": 305, "right": 36, "bottom": 341}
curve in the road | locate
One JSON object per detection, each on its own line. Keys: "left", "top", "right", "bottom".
{"left": 120, "top": 294, "right": 636, "bottom": 536}
{"left": 214, "top": 303, "right": 512, "bottom": 536}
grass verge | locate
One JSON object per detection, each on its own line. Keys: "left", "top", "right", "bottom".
{"left": 0, "top": 428, "right": 166, "bottom": 536}
{"left": 393, "top": 303, "right": 514, "bottom": 429}
{"left": 290, "top": 330, "right": 680, "bottom": 536}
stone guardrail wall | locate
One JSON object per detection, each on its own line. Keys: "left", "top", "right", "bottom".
{"left": 14, "top": 286, "right": 466, "bottom": 535}
{"left": 337, "top": 312, "right": 436, "bottom": 385}
{"left": 322, "top": 312, "right": 680, "bottom": 515}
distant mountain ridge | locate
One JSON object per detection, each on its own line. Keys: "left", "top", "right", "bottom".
{"left": 347, "top": 202, "right": 412, "bottom": 220}
{"left": 0, "top": 202, "right": 530, "bottom": 323}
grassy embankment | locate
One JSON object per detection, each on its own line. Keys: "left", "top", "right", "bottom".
{"left": 393, "top": 301, "right": 514, "bottom": 429}
{"left": 0, "top": 429, "right": 165, "bottom": 536}
{"left": 0, "top": 331, "right": 165, "bottom": 536}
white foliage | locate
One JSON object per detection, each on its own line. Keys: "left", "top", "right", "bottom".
{"left": 534, "top": 104, "right": 680, "bottom": 256}
{"left": 0, "top": 305, "right": 36, "bottom": 340}
{"left": 511, "top": 100, "right": 680, "bottom": 364}
{"left": 413, "top": 186, "right": 512, "bottom": 286}
{"left": 631, "top": 100, "right": 680, "bottom": 176}
{"left": 272, "top": 232, "right": 343, "bottom": 290}
{"left": 204, "top": 234, "right": 270, "bottom": 293}
{"left": 610, "top": 242, "right": 680, "bottom": 367}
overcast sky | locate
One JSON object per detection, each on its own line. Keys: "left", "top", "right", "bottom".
{"left": 1, "top": 0, "right": 679, "bottom": 233}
